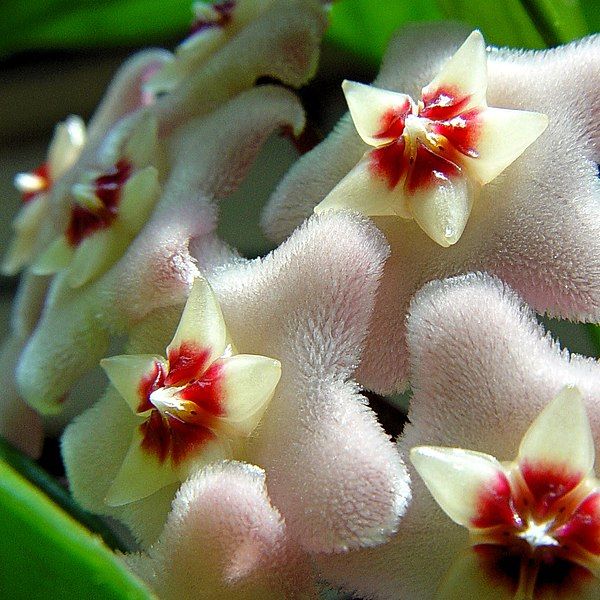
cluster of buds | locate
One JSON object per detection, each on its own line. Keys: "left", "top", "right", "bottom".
{"left": 2, "top": 2, "right": 600, "bottom": 599}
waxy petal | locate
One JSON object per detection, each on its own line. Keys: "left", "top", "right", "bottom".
{"left": 264, "top": 27, "right": 600, "bottom": 393}
{"left": 47, "top": 115, "right": 87, "bottom": 180}
{"left": 342, "top": 80, "right": 414, "bottom": 146}
{"left": 460, "top": 106, "right": 548, "bottom": 185}
{"left": 518, "top": 386, "right": 594, "bottom": 507}
{"left": 315, "top": 157, "right": 410, "bottom": 218}
{"left": 2, "top": 195, "right": 50, "bottom": 276}
{"left": 67, "top": 226, "right": 129, "bottom": 288}
{"left": 63, "top": 387, "right": 179, "bottom": 545}
{"left": 101, "top": 354, "right": 166, "bottom": 414}
{"left": 421, "top": 30, "right": 487, "bottom": 115}
{"left": 106, "top": 426, "right": 183, "bottom": 506}
{"left": 117, "top": 166, "right": 161, "bottom": 233}
{"left": 166, "top": 277, "right": 228, "bottom": 376}
{"left": 319, "top": 274, "right": 600, "bottom": 599}
{"left": 124, "top": 462, "right": 317, "bottom": 600}
{"left": 408, "top": 168, "right": 473, "bottom": 247}
{"left": 214, "top": 354, "right": 281, "bottom": 437}
{"left": 31, "top": 236, "right": 74, "bottom": 276}
{"left": 435, "top": 550, "right": 519, "bottom": 600}
{"left": 411, "top": 446, "right": 516, "bottom": 530}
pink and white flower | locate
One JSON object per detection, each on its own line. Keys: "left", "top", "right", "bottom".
{"left": 263, "top": 25, "right": 600, "bottom": 395}
{"left": 315, "top": 31, "right": 548, "bottom": 247}
{"left": 101, "top": 276, "right": 281, "bottom": 506}
{"left": 63, "top": 211, "right": 407, "bottom": 558}
{"left": 319, "top": 274, "right": 600, "bottom": 599}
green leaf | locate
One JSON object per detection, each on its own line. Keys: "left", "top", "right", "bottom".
{"left": 435, "top": 0, "right": 590, "bottom": 48}
{"left": 590, "top": 324, "right": 600, "bottom": 357}
{"left": 0, "top": 436, "right": 126, "bottom": 550}
{"left": 326, "top": 0, "right": 444, "bottom": 67}
{"left": 0, "top": 459, "right": 153, "bottom": 599}
{"left": 0, "top": 0, "right": 192, "bottom": 57}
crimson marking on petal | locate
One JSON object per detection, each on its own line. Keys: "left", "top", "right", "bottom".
{"left": 472, "top": 471, "right": 522, "bottom": 530}
{"left": 190, "top": 0, "right": 236, "bottom": 35}
{"left": 139, "top": 411, "right": 171, "bottom": 464}
{"left": 430, "top": 108, "right": 481, "bottom": 158}
{"left": 369, "top": 137, "right": 408, "bottom": 190}
{"left": 22, "top": 163, "right": 50, "bottom": 202}
{"left": 520, "top": 461, "right": 582, "bottom": 518}
{"left": 373, "top": 102, "right": 412, "bottom": 140}
{"left": 66, "top": 159, "right": 132, "bottom": 246}
{"left": 165, "top": 343, "right": 211, "bottom": 386}
{"left": 419, "top": 87, "right": 471, "bottom": 121}
{"left": 472, "top": 545, "right": 521, "bottom": 595}
{"left": 406, "top": 142, "right": 462, "bottom": 193}
{"left": 534, "top": 558, "right": 593, "bottom": 598}
{"left": 139, "top": 410, "right": 215, "bottom": 466}
{"left": 555, "top": 492, "right": 600, "bottom": 556}
{"left": 178, "top": 362, "right": 225, "bottom": 417}
{"left": 137, "top": 361, "right": 166, "bottom": 413}
{"left": 169, "top": 417, "right": 215, "bottom": 466}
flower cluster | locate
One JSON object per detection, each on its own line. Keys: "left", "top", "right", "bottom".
{"left": 2, "top": 3, "right": 600, "bottom": 599}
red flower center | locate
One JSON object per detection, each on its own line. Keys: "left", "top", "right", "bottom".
{"left": 66, "top": 159, "right": 131, "bottom": 247}
{"left": 136, "top": 345, "right": 226, "bottom": 466}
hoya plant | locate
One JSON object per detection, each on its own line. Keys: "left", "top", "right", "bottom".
{"left": 0, "top": 0, "right": 598, "bottom": 598}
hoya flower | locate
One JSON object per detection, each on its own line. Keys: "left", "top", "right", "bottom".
{"left": 63, "top": 211, "right": 407, "bottom": 556}
{"left": 2, "top": 116, "right": 86, "bottom": 275}
{"left": 412, "top": 386, "right": 600, "bottom": 598}
{"left": 319, "top": 273, "right": 600, "bottom": 599}
{"left": 124, "top": 462, "right": 316, "bottom": 599}
{"left": 31, "top": 112, "right": 161, "bottom": 289}
{"left": 16, "top": 86, "right": 305, "bottom": 416}
{"left": 146, "top": 0, "right": 274, "bottom": 96}
{"left": 315, "top": 31, "right": 548, "bottom": 247}
{"left": 263, "top": 24, "right": 600, "bottom": 394}
{"left": 101, "top": 276, "right": 281, "bottom": 506}
{"left": 150, "top": 0, "right": 327, "bottom": 132}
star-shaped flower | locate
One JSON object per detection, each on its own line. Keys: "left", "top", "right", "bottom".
{"left": 263, "top": 24, "right": 600, "bottom": 394}
{"left": 15, "top": 85, "right": 305, "bottom": 416}
{"left": 318, "top": 273, "right": 600, "bottom": 599}
{"left": 2, "top": 115, "right": 86, "bottom": 276}
{"left": 315, "top": 31, "right": 548, "bottom": 247}
{"left": 412, "top": 386, "right": 600, "bottom": 598}
{"left": 146, "top": 0, "right": 273, "bottom": 97}
{"left": 31, "top": 112, "right": 161, "bottom": 288}
{"left": 101, "top": 276, "right": 281, "bottom": 506}
{"left": 149, "top": 0, "right": 327, "bottom": 132}
{"left": 63, "top": 211, "right": 406, "bottom": 556}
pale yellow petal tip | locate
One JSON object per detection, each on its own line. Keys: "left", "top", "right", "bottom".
{"left": 31, "top": 237, "right": 73, "bottom": 276}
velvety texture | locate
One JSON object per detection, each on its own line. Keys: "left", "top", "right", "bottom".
{"left": 319, "top": 273, "right": 600, "bottom": 599}
{"left": 263, "top": 24, "right": 600, "bottom": 394}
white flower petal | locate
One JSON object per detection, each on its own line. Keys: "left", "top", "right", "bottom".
{"left": 67, "top": 226, "right": 129, "bottom": 288}
{"left": 48, "top": 115, "right": 87, "bottom": 179}
{"left": 342, "top": 80, "right": 414, "bottom": 146}
{"left": 461, "top": 106, "right": 548, "bottom": 185}
{"left": 408, "top": 167, "right": 473, "bottom": 247}
{"left": 166, "top": 277, "right": 228, "bottom": 376}
{"left": 101, "top": 354, "right": 166, "bottom": 414}
{"left": 410, "top": 446, "right": 516, "bottom": 530}
{"left": 214, "top": 354, "right": 281, "bottom": 437}
{"left": 518, "top": 385, "right": 594, "bottom": 500}
{"left": 118, "top": 166, "right": 161, "bottom": 234}
{"left": 315, "top": 156, "right": 410, "bottom": 218}
{"left": 421, "top": 30, "right": 487, "bottom": 113}
{"left": 31, "top": 236, "right": 74, "bottom": 276}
